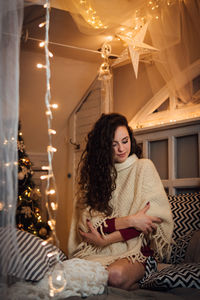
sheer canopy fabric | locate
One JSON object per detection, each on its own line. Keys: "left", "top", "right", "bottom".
{"left": 50, "top": 0, "right": 200, "bottom": 105}
{"left": 0, "top": 0, "right": 24, "bottom": 286}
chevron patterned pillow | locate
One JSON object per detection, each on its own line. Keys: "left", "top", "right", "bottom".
{"left": 167, "top": 192, "right": 200, "bottom": 264}
{"left": 0, "top": 227, "right": 67, "bottom": 281}
{"left": 140, "top": 263, "right": 200, "bottom": 290}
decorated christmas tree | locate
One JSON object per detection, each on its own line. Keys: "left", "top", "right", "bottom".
{"left": 16, "top": 122, "right": 51, "bottom": 239}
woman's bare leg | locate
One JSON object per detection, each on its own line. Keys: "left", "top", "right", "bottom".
{"left": 107, "top": 258, "right": 145, "bottom": 290}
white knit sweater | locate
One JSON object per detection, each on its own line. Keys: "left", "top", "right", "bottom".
{"left": 68, "top": 154, "right": 174, "bottom": 266}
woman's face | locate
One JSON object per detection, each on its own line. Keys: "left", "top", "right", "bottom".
{"left": 112, "top": 126, "right": 131, "bottom": 163}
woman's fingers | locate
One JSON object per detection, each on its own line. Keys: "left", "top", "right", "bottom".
{"left": 79, "top": 229, "right": 106, "bottom": 247}
{"left": 86, "top": 219, "right": 96, "bottom": 233}
{"left": 151, "top": 216, "right": 163, "bottom": 224}
{"left": 79, "top": 222, "right": 106, "bottom": 247}
{"left": 79, "top": 229, "right": 94, "bottom": 243}
{"left": 151, "top": 223, "right": 157, "bottom": 231}
{"left": 141, "top": 202, "right": 150, "bottom": 213}
{"left": 79, "top": 229, "right": 88, "bottom": 239}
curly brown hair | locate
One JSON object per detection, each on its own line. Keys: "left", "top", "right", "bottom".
{"left": 77, "top": 113, "right": 142, "bottom": 216}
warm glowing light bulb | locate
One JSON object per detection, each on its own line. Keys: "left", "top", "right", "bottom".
{"left": 39, "top": 22, "right": 46, "bottom": 28}
{"left": 43, "top": 3, "right": 50, "bottom": 8}
{"left": 47, "top": 146, "right": 57, "bottom": 153}
{"left": 49, "top": 51, "right": 53, "bottom": 58}
{"left": 51, "top": 202, "right": 57, "bottom": 210}
{"left": 39, "top": 41, "right": 45, "bottom": 47}
{"left": 106, "top": 36, "right": 113, "bottom": 41}
{"left": 57, "top": 275, "right": 62, "bottom": 281}
{"left": 48, "top": 220, "right": 56, "bottom": 229}
{"left": 37, "top": 63, "right": 46, "bottom": 69}
{"left": 46, "top": 110, "right": 52, "bottom": 116}
{"left": 47, "top": 189, "right": 56, "bottom": 195}
{"left": 48, "top": 129, "right": 56, "bottom": 135}
{"left": 50, "top": 104, "right": 58, "bottom": 109}
{"left": 42, "top": 166, "right": 51, "bottom": 170}
{"left": 40, "top": 174, "right": 53, "bottom": 180}
{"left": 47, "top": 252, "right": 54, "bottom": 258}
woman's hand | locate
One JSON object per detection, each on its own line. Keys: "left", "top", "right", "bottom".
{"left": 79, "top": 220, "right": 123, "bottom": 247}
{"left": 128, "top": 202, "right": 162, "bottom": 235}
{"left": 79, "top": 220, "right": 108, "bottom": 247}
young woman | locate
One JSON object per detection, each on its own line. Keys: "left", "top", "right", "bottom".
{"left": 68, "top": 113, "right": 173, "bottom": 290}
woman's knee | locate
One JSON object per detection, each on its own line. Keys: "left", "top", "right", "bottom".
{"left": 108, "top": 266, "right": 126, "bottom": 287}
{"left": 108, "top": 260, "right": 145, "bottom": 289}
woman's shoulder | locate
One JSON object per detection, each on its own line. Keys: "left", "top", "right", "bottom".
{"left": 136, "top": 157, "right": 156, "bottom": 172}
{"left": 136, "top": 157, "right": 154, "bottom": 166}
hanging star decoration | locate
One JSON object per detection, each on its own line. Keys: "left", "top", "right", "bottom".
{"left": 117, "top": 22, "right": 159, "bottom": 78}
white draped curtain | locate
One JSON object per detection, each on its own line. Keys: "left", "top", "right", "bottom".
{"left": 0, "top": 0, "right": 24, "bottom": 287}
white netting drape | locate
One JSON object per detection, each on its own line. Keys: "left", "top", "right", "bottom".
{"left": 147, "top": 0, "right": 200, "bottom": 104}
{"left": 50, "top": 0, "right": 200, "bottom": 107}
{"left": 0, "top": 0, "right": 24, "bottom": 291}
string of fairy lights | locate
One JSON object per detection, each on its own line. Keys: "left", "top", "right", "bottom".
{"left": 79, "top": 0, "right": 107, "bottom": 29}
{"left": 36, "top": 1, "right": 67, "bottom": 297}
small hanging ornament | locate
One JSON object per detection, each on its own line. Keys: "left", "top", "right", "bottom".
{"left": 21, "top": 206, "right": 32, "bottom": 218}
{"left": 18, "top": 171, "right": 25, "bottom": 180}
{"left": 39, "top": 227, "right": 47, "bottom": 237}
{"left": 101, "top": 43, "right": 112, "bottom": 58}
{"left": 22, "top": 165, "right": 28, "bottom": 175}
{"left": 18, "top": 223, "right": 23, "bottom": 229}
{"left": 98, "top": 42, "right": 112, "bottom": 80}
{"left": 98, "top": 62, "right": 112, "bottom": 80}
{"left": 30, "top": 188, "right": 41, "bottom": 200}
{"left": 17, "top": 140, "right": 25, "bottom": 152}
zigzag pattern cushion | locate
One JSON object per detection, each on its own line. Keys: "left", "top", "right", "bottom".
{"left": 168, "top": 232, "right": 194, "bottom": 264}
{"left": 140, "top": 262, "right": 200, "bottom": 290}
{"left": 0, "top": 226, "right": 67, "bottom": 281}
{"left": 167, "top": 192, "right": 200, "bottom": 264}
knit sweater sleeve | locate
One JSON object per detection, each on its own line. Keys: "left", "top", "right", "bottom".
{"left": 119, "top": 227, "right": 141, "bottom": 241}
{"left": 97, "top": 218, "right": 141, "bottom": 241}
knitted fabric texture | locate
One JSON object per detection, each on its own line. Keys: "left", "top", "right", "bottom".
{"left": 68, "top": 154, "right": 174, "bottom": 266}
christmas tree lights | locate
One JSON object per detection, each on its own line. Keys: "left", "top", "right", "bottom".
{"left": 16, "top": 122, "right": 51, "bottom": 239}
